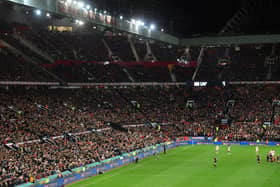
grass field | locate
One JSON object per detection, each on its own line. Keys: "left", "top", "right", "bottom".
{"left": 68, "top": 145, "right": 280, "bottom": 187}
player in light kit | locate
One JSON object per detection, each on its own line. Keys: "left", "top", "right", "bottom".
{"left": 257, "top": 155, "right": 261, "bottom": 165}
{"left": 154, "top": 150, "right": 160, "bottom": 160}
{"left": 215, "top": 145, "right": 220, "bottom": 154}
{"left": 268, "top": 150, "right": 276, "bottom": 162}
{"left": 255, "top": 146, "right": 259, "bottom": 154}
{"left": 227, "top": 145, "right": 231, "bottom": 154}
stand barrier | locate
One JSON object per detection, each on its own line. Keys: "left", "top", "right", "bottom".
{"left": 16, "top": 139, "right": 280, "bottom": 187}
{"left": 17, "top": 142, "right": 176, "bottom": 187}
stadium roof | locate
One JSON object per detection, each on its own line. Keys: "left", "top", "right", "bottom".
{"left": 3, "top": 0, "right": 280, "bottom": 45}
{"left": 91, "top": 0, "right": 280, "bottom": 37}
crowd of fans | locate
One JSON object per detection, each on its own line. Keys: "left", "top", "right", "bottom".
{"left": 2, "top": 20, "right": 280, "bottom": 187}
{"left": 0, "top": 85, "right": 280, "bottom": 186}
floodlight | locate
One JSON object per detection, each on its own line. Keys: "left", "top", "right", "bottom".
{"left": 161, "top": 28, "right": 164, "bottom": 32}
{"left": 131, "top": 19, "right": 136, "bottom": 24}
{"left": 86, "top": 5, "right": 91, "bottom": 10}
{"left": 120, "top": 15, "right": 123, "bottom": 20}
{"left": 73, "top": 1, "right": 77, "bottom": 5}
{"left": 46, "top": 12, "right": 51, "bottom": 17}
{"left": 150, "top": 24, "right": 155, "bottom": 30}
{"left": 136, "top": 20, "right": 144, "bottom": 26}
{"left": 136, "top": 20, "right": 141, "bottom": 26}
{"left": 35, "top": 10, "right": 41, "bottom": 16}
{"left": 66, "top": 0, "right": 72, "bottom": 4}
{"left": 77, "top": 1, "right": 84, "bottom": 8}
{"left": 75, "top": 19, "right": 84, "bottom": 25}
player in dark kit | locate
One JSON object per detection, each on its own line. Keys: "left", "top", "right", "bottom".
{"left": 266, "top": 153, "right": 270, "bottom": 162}
{"left": 257, "top": 155, "right": 261, "bottom": 165}
{"left": 163, "top": 144, "right": 166, "bottom": 155}
{"left": 269, "top": 153, "right": 273, "bottom": 162}
{"left": 213, "top": 157, "right": 217, "bottom": 167}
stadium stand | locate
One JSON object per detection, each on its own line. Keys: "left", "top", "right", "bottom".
{"left": 0, "top": 85, "right": 280, "bottom": 186}
{"left": 1, "top": 3, "right": 280, "bottom": 186}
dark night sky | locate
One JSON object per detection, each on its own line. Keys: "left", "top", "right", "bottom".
{"left": 90, "top": 0, "right": 280, "bottom": 37}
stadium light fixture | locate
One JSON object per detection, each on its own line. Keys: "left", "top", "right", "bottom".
{"left": 161, "top": 28, "right": 164, "bottom": 32}
{"left": 75, "top": 19, "right": 84, "bottom": 25}
{"left": 150, "top": 24, "right": 155, "bottom": 30}
{"left": 136, "top": 20, "right": 141, "bottom": 26}
{"left": 104, "top": 10, "right": 107, "bottom": 14}
{"left": 73, "top": 1, "right": 77, "bottom": 5}
{"left": 136, "top": 20, "right": 144, "bottom": 26}
{"left": 94, "top": 8, "right": 97, "bottom": 12}
{"left": 78, "top": 1, "right": 84, "bottom": 8}
{"left": 66, "top": 0, "right": 72, "bottom": 4}
{"left": 86, "top": 5, "right": 91, "bottom": 10}
{"left": 131, "top": 19, "right": 136, "bottom": 24}
{"left": 35, "top": 9, "right": 42, "bottom": 16}
{"left": 120, "top": 15, "right": 123, "bottom": 20}
{"left": 46, "top": 12, "right": 51, "bottom": 18}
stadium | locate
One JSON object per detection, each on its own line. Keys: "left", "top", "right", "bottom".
{"left": 1, "top": 0, "right": 280, "bottom": 187}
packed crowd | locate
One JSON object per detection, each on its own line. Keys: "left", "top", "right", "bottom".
{"left": 2, "top": 20, "right": 280, "bottom": 187}
{"left": 1, "top": 85, "right": 280, "bottom": 186}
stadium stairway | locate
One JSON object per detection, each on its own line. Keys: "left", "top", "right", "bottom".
{"left": 0, "top": 39, "right": 66, "bottom": 84}
{"left": 169, "top": 68, "right": 177, "bottom": 82}
{"left": 123, "top": 68, "right": 135, "bottom": 82}
{"left": 12, "top": 33, "right": 55, "bottom": 63}
{"left": 144, "top": 41, "right": 158, "bottom": 61}
{"left": 128, "top": 34, "right": 140, "bottom": 62}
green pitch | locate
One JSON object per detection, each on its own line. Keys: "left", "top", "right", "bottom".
{"left": 68, "top": 145, "right": 280, "bottom": 187}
